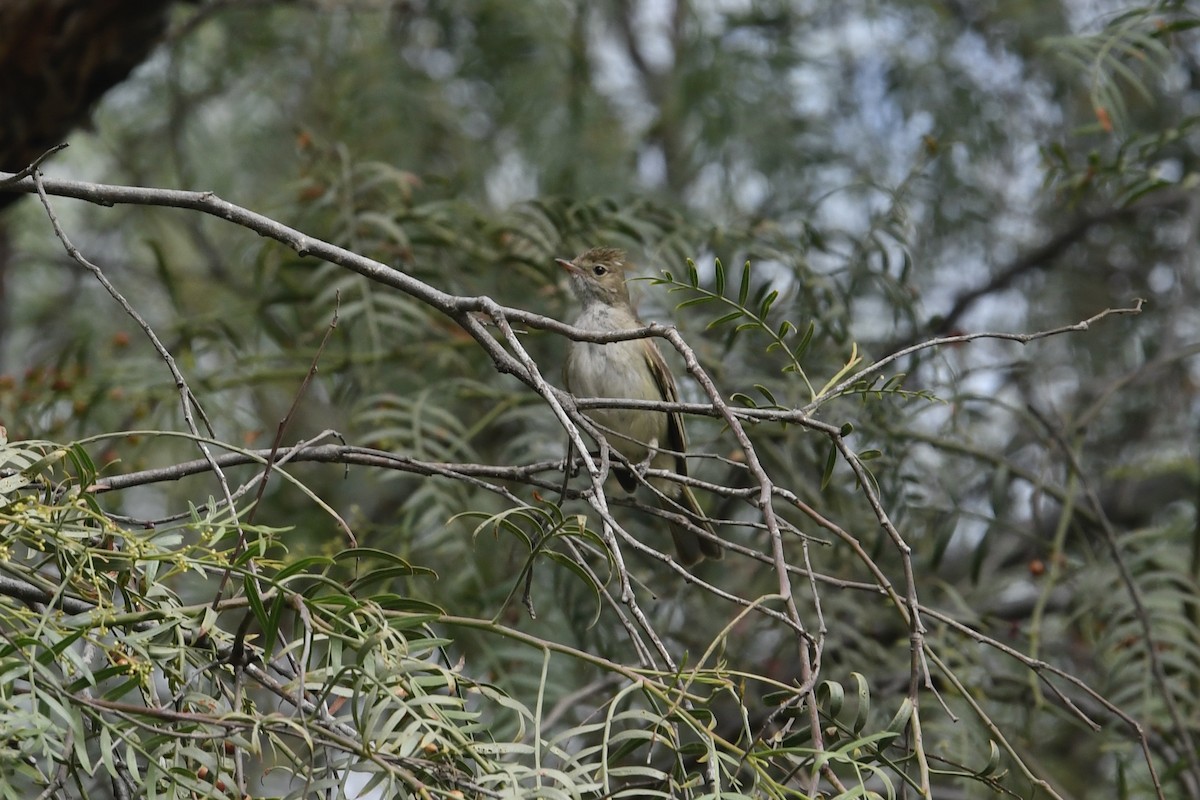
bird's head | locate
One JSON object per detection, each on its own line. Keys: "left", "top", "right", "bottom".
{"left": 556, "top": 247, "right": 632, "bottom": 308}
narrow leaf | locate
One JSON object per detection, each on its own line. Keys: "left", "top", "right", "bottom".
{"left": 850, "top": 672, "right": 871, "bottom": 734}
{"left": 760, "top": 290, "right": 779, "bottom": 318}
{"left": 706, "top": 310, "right": 745, "bottom": 330}
{"left": 677, "top": 295, "right": 717, "bottom": 309}
{"left": 738, "top": 260, "right": 752, "bottom": 306}
{"left": 754, "top": 384, "right": 779, "bottom": 407}
{"left": 820, "top": 442, "right": 838, "bottom": 491}
{"left": 796, "top": 321, "right": 815, "bottom": 358}
{"left": 817, "top": 680, "right": 845, "bottom": 719}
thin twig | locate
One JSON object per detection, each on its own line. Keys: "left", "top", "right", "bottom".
{"left": 0, "top": 143, "right": 68, "bottom": 188}
{"left": 31, "top": 171, "right": 249, "bottom": 603}
{"left": 888, "top": 189, "right": 1188, "bottom": 351}
{"left": 806, "top": 299, "right": 1145, "bottom": 416}
{"left": 211, "top": 292, "right": 344, "bottom": 608}
{"left": 1030, "top": 405, "right": 1184, "bottom": 799}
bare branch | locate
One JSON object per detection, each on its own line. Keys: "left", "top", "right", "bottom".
{"left": 891, "top": 189, "right": 1191, "bottom": 350}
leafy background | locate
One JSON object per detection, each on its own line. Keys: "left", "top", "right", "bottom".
{"left": 1, "top": 1, "right": 1198, "bottom": 798}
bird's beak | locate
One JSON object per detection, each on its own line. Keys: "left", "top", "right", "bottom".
{"left": 555, "top": 257, "right": 578, "bottom": 274}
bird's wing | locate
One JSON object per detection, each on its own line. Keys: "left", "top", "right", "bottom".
{"left": 644, "top": 339, "right": 689, "bottom": 476}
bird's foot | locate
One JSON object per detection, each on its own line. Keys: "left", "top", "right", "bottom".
{"left": 633, "top": 437, "right": 660, "bottom": 480}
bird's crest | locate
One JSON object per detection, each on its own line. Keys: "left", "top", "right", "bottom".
{"left": 576, "top": 246, "right": 628, "bottom": 271}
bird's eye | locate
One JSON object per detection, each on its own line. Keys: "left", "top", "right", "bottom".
{"left": 592, "top": 265, "right": 607, "bottom": 276}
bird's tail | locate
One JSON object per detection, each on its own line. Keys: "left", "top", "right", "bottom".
{"left": 664, "top": 484, "right": 723, "bottom": 565}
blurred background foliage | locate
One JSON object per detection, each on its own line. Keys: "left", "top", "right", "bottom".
{"left": 2, "top": 0, "right": 1199, "bottom": 797}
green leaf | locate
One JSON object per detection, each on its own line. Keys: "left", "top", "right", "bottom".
{"left": 820, "top": 441, "right": 838, "bottom": 491}
{"left": 738, "top": 260, "right": 752, "bottom": 306}
{"left": 850, "top": 672, "right": 871, "bottom": 734}
{"left": 759, "top": 289, "right": 779, "bottom": 318}
{"left": 350, "top": 565, "right": 435, "bottom": 594}
{"left": 714, "top": 257, "right": 726, "bottom": 295}
{"left": 275, "top": 556, "right": 336, "bottom": 581}
{"left": 300, "top": 573, "right": 368, "bottom": 600}
{"left": 543, "top": 550, "right": 603, "bottom": 626}
{"left": 795, "top": 320, "right": 815, "bottom": 359}
{"left": 817, "top": 679, "right": 845, "bottom": 718}
{"left": 0, "top": 473, "right": 29, "bottom": 495}
{"left": 706, "top": 310, "right": 745, "bottom": 330}
{"left": 66, "top": 443, "right": 97, "bottom": 485}
{"left": 677, "top": 295, "right": 716, "bottom": 309}
{"left": 885, "top": 697, "right": 914, "bottom": 734}
{"left": 979, "top": 740, "right": 1003, "bottom": 777}
{"left": 263, "top": 590, "right": 287, "bottom": 657}
{"left": 21, "top": 449, "right": 66, "bottom": 478}
{"left": 730, "top": 392, "right": 759, "bottom": 408}
{"left": 332, "top": 547, "right": 425, "bottom": 572}
{"left": 374, "top": 596, "right": 445, "bottom": 614}
{"left": 244, "top": 573, "right": 268, "bottom": 636}
{"left": 754, "top": 384, "right": 779, "bottom": 407}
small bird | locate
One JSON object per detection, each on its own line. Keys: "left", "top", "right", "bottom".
{"left": 558, "top": 246, "right": 722, "bottom": 565}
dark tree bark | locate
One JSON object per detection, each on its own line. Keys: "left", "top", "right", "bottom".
{"left": 0, "top": 0, "right": 176, "bottom": 197}
{"left": 0, "top": 0, "right": 181, "bottom": 363}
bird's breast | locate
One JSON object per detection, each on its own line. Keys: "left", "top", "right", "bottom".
{"left": 566, "top": 337, "right": 668, "bottom": 462}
